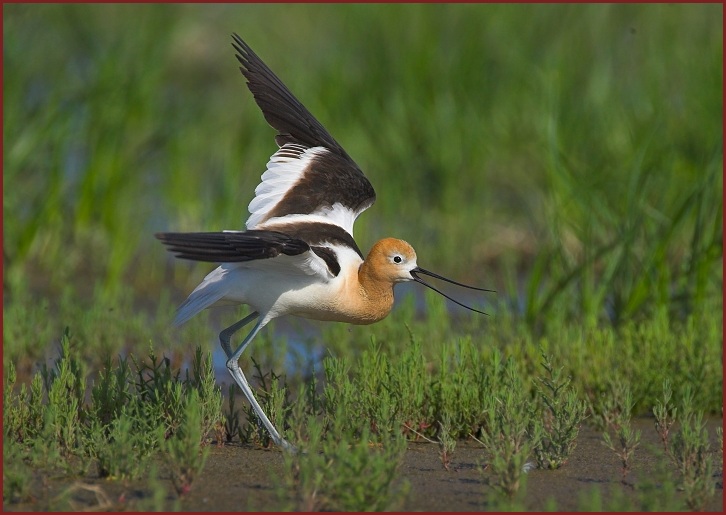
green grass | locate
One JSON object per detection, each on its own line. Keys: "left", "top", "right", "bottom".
{"left": 2, "top": 3, "right": 722, "bottom": 511}
{"left": 529, "top": 350, "right": 588, "bottom": 470}
{"left": 3, "top": 318, "right": 721, "bottom": 510}
{"left": 275, "top": 410, "right": 410, "bottom": 511}
{"left": 3, "top": 334, "right": 222, "bottom": 508}
{"left": 3, "top": 3, "right": 721, "bottom": 323}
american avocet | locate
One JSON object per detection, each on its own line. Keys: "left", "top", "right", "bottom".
{"left": 156, "top": 34, "right": 492, "bottom": 451}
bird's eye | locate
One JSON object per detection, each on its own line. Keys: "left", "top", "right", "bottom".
{"left": 393, "top": 255, "right": 403, "bottom": 264}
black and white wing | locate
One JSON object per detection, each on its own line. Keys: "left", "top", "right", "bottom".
{"left": 232, "top": 34, "right": 376, "bottom": 236}
{"left": 157, "top": 35, "right": 374, "bottom": 283}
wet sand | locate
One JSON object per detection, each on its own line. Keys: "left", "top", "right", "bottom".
{"left": 5, "top": 418, "right": 722, "bottom": 511}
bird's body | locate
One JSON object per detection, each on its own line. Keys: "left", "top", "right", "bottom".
{"left": 173, "top": 237, "right": 404, "bottom": 327}
{"left": 157, "top": 34, "right": 491, "bottom": 450}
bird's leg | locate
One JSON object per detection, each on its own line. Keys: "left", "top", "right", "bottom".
{"left": 219, "top": 312, "right": 259, "bottom": 358}
{"left": 220, "top": 315, "right": 296, "bottom": 452}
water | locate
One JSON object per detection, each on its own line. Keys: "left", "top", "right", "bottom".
{"left": 197, "top": 281, "right": 499, "bottom": 380}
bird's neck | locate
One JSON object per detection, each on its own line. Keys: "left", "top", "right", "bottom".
{"left": 352, "top": 261, "right": 395, "bottom": 324}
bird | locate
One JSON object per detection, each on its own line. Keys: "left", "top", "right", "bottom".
{"left": 156, "top": 33, "right": 493, "bottom": 451}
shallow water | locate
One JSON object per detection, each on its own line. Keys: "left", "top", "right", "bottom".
{"left": 200, "top": 281, "right": 489, "bottom": 377}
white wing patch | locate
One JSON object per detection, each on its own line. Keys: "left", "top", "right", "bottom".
{"left": 246, "top": 144, "right": 328, "bottom": 230}
{"left": 259, "top": 203, "right": 359, "bottom": 237}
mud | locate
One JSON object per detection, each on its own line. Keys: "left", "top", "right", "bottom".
{"left": 5, "top": 418, "right": 722, "bottom": 511}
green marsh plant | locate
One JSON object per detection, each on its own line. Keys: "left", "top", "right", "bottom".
{"left": 3, "top": 331, "right": 223, "bottom": 508}
{"left": 667, "top": 389, "right": 716, "bottom": 511}
{"left": 356, "top": 340, "right": 410, "bottom": 436}
{"left": 276, "top": 410, "right": 410, "bottom": 511}
{"left": 652, "top": 378, "right": 677, "bottom": 452}
{"left": 432, "top": 337, "right": 490, "bottom": 439}
{"left": 239, "top": 358, "right": 291, "bottom": 447}
{"left": 477, "top": 356, "right": 533, "bottom": 503}
{"left": 2, "top": 437, "right": 33, "bottom": 504}
{"left": 529, "top": 349, "right": 588, "bottom": 469}
{"left": 323, "top": 337, "right": 429, "bottom": 439}
{"left": 3, "top": 363, "right": 45, "bottom": 444}
{"left": 40, "top": 328, "right": 87, "bottom": 457}
{"left": 185, "top": 346, "right": 225, "bottom": 444}
{"left": 589, "top": 377, "right": 633, "bottom": 432}
{"left": 437, "top": 414, "right": 457, "bottom": 472}
{"left": 160, "top": 389, "right": 211, "bottom": 496}
{"left": 223, "top": 384, "right": 244, "bottom": 443}
{"left": 90, "top": 356, "right": 132, "bottom": 428}
{"left": 601, "top": 383, "right": 641, "bottom": 481}
{"left": 83, "top": 407, "right": 153, "bottom": 481}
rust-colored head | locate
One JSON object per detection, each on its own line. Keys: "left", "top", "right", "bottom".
{"left": 362, "top": 238, "right": 418, "bottom": 284}
{"left": 362, "top": 238, "right": 493, "bottom": 315}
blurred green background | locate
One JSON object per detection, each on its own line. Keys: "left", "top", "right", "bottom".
{"left": 3, "top": 4, "right": 722, "bottom": 355}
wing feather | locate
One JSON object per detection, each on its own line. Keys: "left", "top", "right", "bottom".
{"left": 232, "top": 34, "right": 347, "bottom": 154}
{"left": 155, "top": 230, "right": 309, "bottom": 263}
{"left": 232, "top": 34, "right": 376, "bottom": 236}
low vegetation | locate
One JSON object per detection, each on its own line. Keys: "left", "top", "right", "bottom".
{"left": 4, "top": 302, "right": 722, "bottom": 509}
{"left": 4, "top": 2, "right": 722, "bottom": 512}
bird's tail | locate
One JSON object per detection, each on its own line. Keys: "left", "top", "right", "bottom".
{"left": 172, "top": 268, "right": 230, "bottom": 326}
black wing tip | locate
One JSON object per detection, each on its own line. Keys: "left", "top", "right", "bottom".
{"left": 231, "top": 32, "right": 247, "bottom": 54}
{"left": 231, "top": 33, "right": 251, "bottom": 65}
{"left": 228, "top": 31, "right": 354, "bottom": 157}
{"left": 231, "top": 32, "right": 245, "bottom": 48}
{"left": 155, "top": 230, "right": 311, "bottom": 263}
{"left": 155, "top": 231, "right": 178, "bottom": 244}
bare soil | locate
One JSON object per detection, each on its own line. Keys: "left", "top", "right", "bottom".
{"left": 5, "top": 418, "right": 722, "bottom": 511}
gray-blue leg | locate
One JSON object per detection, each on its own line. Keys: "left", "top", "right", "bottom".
{"left": 219, "top": 312, "right": 259, "bottom": 358}
{"left": 219, "top": 314, "right": 295, "bottom": 452}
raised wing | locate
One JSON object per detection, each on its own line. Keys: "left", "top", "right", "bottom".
{"left": 232, "top": 34, "right": 376, "bottom": 235}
